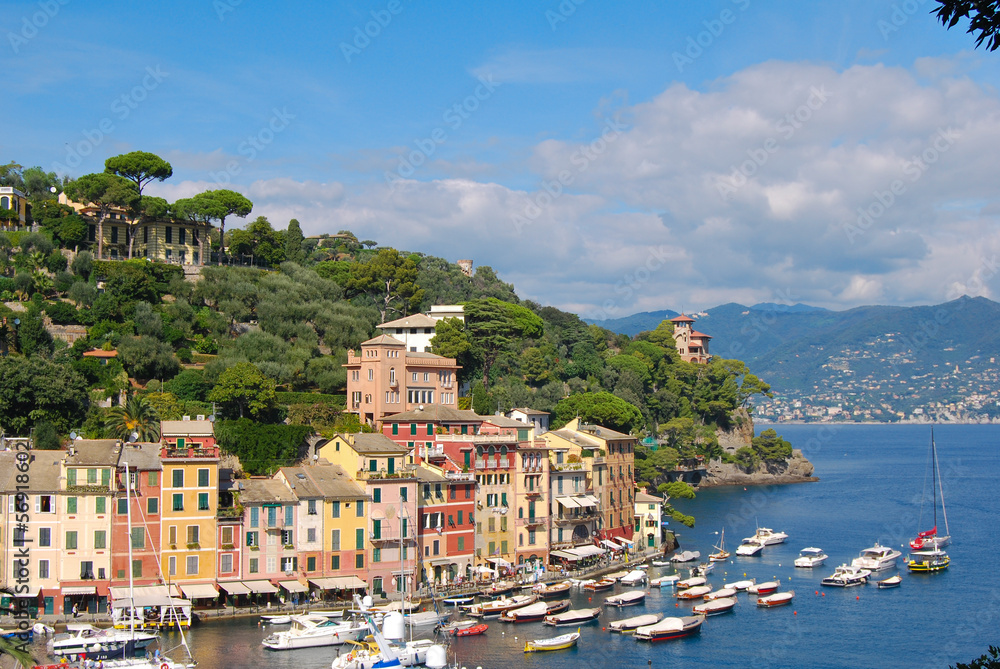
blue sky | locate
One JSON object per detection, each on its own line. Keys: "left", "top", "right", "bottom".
{"left": 4, "top": 0, "right": 1000, "bottom": 316}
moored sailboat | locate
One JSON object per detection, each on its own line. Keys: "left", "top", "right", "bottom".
{"left": 910, "top": 428, "right": 951, "bottom": 551}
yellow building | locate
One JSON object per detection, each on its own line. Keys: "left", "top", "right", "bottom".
{"left": 0, "top": 187, "right": 30, "bottom": 229}
{"left": 159, "top": 420, "right": 219, "bottom": 600}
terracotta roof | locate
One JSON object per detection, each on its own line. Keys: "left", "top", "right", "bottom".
{"left": 635, "top": 491, "right": 663, "bottom": 504}
{"left": 670, "top": 314, "right": 695, "bottom": 323}
{"left": 385, "top": 406, "right": 480, "bottom": 422}
{"left": 361, "top": 334, "right": 406, "bottom": 346}
{"left": 482, "top": 416, "right": 531, "bottom": 429}
{"left": 82, "top": 349, "right": 118, "bottom": 358}
{"left": 511, "top": 408, "right": 550, "bottom": 416}
{"left": 378, "top": 313, "right": 438, "bottom": 329}
{"left": 238, "top": 478, "right": 297, "bottom": 504}
{"left": 160, "top": 420, "right": 214, "bottom": 437}
{"left": 347, "top": 432, "right": 409, "bottom": 454}
{"left": 690, "top": 331, "right": 713, "bottom": 339}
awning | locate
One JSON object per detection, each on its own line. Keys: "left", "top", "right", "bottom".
{"left": 14, "top": 586, "right": 39, "bottom": 597}
{"left": 574, "top": 496, "right": 598, "bottom": 508}
{"left": 601, "top": 539, "right": 623, "bottom": 551}
{"left": 549, "top": 550, "right": 581, "bottom": 561}
{"left": 61, "top": 586, "right": 97, "bottom": 596}
{"left": 243, "top": 580, "right": 279, "bottom": 594}
{"left": 218, "top": 582, "right": 251, "bottom": 596}
{"left": 618, "top": 537, "right": 635, "bottom": 547}
{"left": 556, "top": 497, "right": 579, "bottom": 509}
{"left": 487, "top": 557, "right": 511, "bottom": 568}
{"left": 309, "top": 576, "right": 366, "bottom": 590}
{"left": 279, "top": 580, "right": 308, "bottom": 594}
{"left": 180, "top": 583, "right": 219, "bottom": 600}
{"left": 567, "top": 545, "right": 605, "bottom": 558}
{"left": 109, "top": 585, "right": 179, "bottom": 600}
{"left": 112, "top": 596, "right": 189, "bottom": 609}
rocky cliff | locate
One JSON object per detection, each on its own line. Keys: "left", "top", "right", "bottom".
{"left": 699, "top": 449, "right": 817, "bottom": 487}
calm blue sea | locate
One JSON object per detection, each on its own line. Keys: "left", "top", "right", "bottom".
{"left": 151, "top": 424, "right": 1000, "bottom": 669}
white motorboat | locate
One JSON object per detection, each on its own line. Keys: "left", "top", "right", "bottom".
{"left": 671, "top": 550, "right": 701, "bottom": 563}
{"left": 261, "top": 614, "right": 293, "bottom": 625}
{"left": 442, "top": 596, "right": 475, "bottom": 606}
{"left": 736, "top": 539, "right": 766, "bottom": 556}
{"left": 650, "top": 574, "right": 680, "bottom": 588}
{"left": 851, "top": 543, "right": 902, "bottom": 572}
{"left": 309, "top": 610, "right": 346, "bottom": 619}
{"left": 691, "top": 562, "right": 715, "bottom": 577}
{"left": 675, "top": 576, "right": 707, "bottom": 590}
{"left": 333, "top": 638, "right": 438, "bottom": 669}
{"left": 404, "top": 611, "right": 450, "bottom": 628}
{"left": 725, "top": 579, "right": 755, "bottom": 591}
{"left": 48, "top": 624, "right": 158, "bottom": 660}
{"left": 794, "top": 547, "right": 828, "bottom": 568}
{"left": 757, "top": 591, "right": 795, "bottom": 608}
{"left": 603, "top": 590, "right": 646, "bottom": 607}
{"left": 467, "top": 594, "right": 537, "bottom": 618}
{"left": 747, "top": 581, "right": 779, "bottom": 595}
{"left": 607, "top": 613, "right": 662, "bottom": 633}
{"left": 693, "top": 597, "right": 736, "bottom": 616}
{"left": 620, "top": 569, "right": 647, "bottom": 586}
{"left": 263, "top": 615, "right": 368, "bottom": 650}
{"left": 436, "top": 619, "right": 477, "bottom": 633}
{"left": 821, "top": 564, "right": 872, "bottom": 587}
{"left": 877, "top": 575, "right": 903, "bottom": 588}
{"left": 744, "top": 527, "right": 788, "bottom": 545}
{"left": 543, "top": 607, "right": 601, "bottom": 626}
{"left": 704, "top": 587, "right": 737, "bottom": 601}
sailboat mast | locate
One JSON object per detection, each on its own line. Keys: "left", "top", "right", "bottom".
{"left": 124, "top": 460, "right": 135, "bottom": 638}
{"left": 932, "top": 429, "right": 951, "bottom": 537}
{"left": 930, "top": 429, "right": 937, "bottom": 530}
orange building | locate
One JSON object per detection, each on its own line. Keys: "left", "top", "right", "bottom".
{"left": 670, "top": 314, "right": 712, "bottom": 363}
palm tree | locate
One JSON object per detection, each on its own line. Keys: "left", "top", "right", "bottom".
{"left": 105, "top": 393, "right": 161, "bottom": 442}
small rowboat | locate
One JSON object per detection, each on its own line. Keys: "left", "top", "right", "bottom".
{"left": 454, "top": 623, "right": 488, "bottom": 637}
{"left": 480, "top": 582, "right": 516, "bottom": 598}
{"left": 704, "top": 587, "right": 737, "bottom": 601}
{"left": 651, "top": 559, "right": 672, "bottom": 567}
{"left": 534, "top": 582, "right": 572, "bottom": 599}
{"left": 877, "top": 575, "right": 902, "bottom": 589}
{"left": 524, "top": 628, "right": 581, "bottom": 653}
{"left": 442, "top": 596, "right": 475, "bottom": 606}
{"left": 675, "top": 585, "right": 712, "bottom": 600}
{"left": 757, "top": 591, "right": 794, "bottom": 608}
{"left": 748, "top": 581, "right": 779, "bottom": 595}
{"left": 693, "top": 597, "right": 736, "bottom": 616}
{"left": 261, "top": 615, "right": 292, "bottom": 625}
{"left": 603, "top": 590, "right": 646, "bottom": 608}
{"left": 607, "top": 613, "right": 662, "bottom": 633}
{"left": 725, "top": 579, "right": 755, "bottom": 591}
{"left": 583, "top": 579, "right": 615, "bottom": 592}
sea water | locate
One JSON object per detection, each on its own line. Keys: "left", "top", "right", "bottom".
{"left": 163, "top": 424, "right": 1000, "bottom": 669}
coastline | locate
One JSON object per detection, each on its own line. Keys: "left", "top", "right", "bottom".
{"left": 757, "top": 419, "right": 999, "bottom": 426}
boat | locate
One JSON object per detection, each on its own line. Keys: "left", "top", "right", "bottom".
{"left": 852, "top": 543, "right": 903, "bottom": 571}
{"left": 467, "top": 594, "right": 537, "bottom": 618}
{"left": 47, "top": 624, "right": 158, "bottom": 660}
{"left": 479, "top": 581, "right": 516, "bottom": 598}
{"left": 650, "top": 574, "right": 680, "bottom": 588}
{"left": 332, "top": 601, "right": 446, "bottom": 669}
{"left": 603, "top": 590, "right": 646, "bottom": 607}
{"left": 620, "top": 569, "right": 647, "bottom": 585}
{"left": 454, "top": 623, "right": 488, "bottom": 637}
{"left": 736, "top": 538, "right": 766, "bottom": 556}
{"left": 533, "top": 581, "right": 572, "bottom": 599}
{"left": 543, "top": 607, "right": 601, "bottom": 626}
{"left": 604, "top": 570, "right": 630, "bottom": 581}
{"left": 704, "top": 587, "right": 737, "bottom": 601}
{"left": 633, "top": 615, "right": 704, "bottom": 642}
{"left": 570, "top": 578, "right": 595, "bottom": 588}
{"left": 607, "top": 614, "right": 662, "bottom": 633}
{"left": 404, "top": 611, "right": 450, "bottom": 628}
{"left": 725, "top": 579, "right": 755, "bottom": 591}
{"left": 436, "top": 619, "right": 477, "bottom": 633}
{"left": 744, "top": 526, "right": 788, "bottom": 545}
{"left": 582, "top": 578, "right": 616, "bottom": 592}
{"left": 757, "top": 591, "right": 795, "bottom": 608}
{"left": 309, "top": 610, "right": 346, "bottom": 619}
{"left": 671, "top": 550, "right": 700, "bottom": 563}
{"left": 675, "top": 576, "right": 707, "bottom": 590}
{"left": 441, "top": 596, "right": 475, "bottom": 606}
{"left": 693, "top": 597, "right": 736, "bottom": 616}
{"left": 524, "top": 628, "right": 580, "bottom": 653}
{"left": 910, "top": 428, "right": 952, "bottom": 552}
{"left": 907, "top": 549, "right": 950, "bottom": 573}
{"left": 877, "top": 575, "right": 903, "bottom": 588}
{"left": 499, "top": 600, "right": 569, "bottom": 623}
{"left": 691, "top": 562, "right": 715, "bottom": 577}
{"left": 675, "top": 585, "right": 712, "bottom": 600}
{"left": 747, "top": 581, "right": 779, "bottom": 595}
{"left": 261, "top": 615, "right": 292, "bottom": 625}
{"left": 709, "top": 529, "right": 731, "bottom": 562}
{"left": 262, "top": 615, "right": 368, "bottom": 650}
{"left": 650, "top": 559, "right": 672, "bottom": 567}
{"left": 821, "top": 564, "right": 872, "bottom": 587}
{"left": 794, "top": 547, "right": 828, "bottom": 568}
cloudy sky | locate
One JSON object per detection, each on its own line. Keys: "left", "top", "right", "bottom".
{"left": 5, "top": 0, "right": 1000, "bottom": 317}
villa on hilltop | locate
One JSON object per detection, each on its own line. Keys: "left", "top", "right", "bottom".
{"left": 671, "top": 314, "right": 712, "bottom": 364}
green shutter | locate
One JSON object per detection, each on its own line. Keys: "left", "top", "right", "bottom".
{"left": 356, "top": 528, "right": 365, "bottom": 549}
{"left": 392, "top": 423, "right": 398, "bottom": 435}
{"left": 67, "top": 469, "right": 76, "bottom": 486}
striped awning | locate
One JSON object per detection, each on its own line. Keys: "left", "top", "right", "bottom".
{"left": 218, "top": 581, "right": 251, "bottom": 596}
{"left": 279, "top": 580, "right": 308, "bottom": 593}
{"left": 243, "top": 580, "right": 279, "bottom": 594}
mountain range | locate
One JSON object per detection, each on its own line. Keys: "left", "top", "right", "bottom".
{"left": 588, "top": 296, "right": 1000, "bottom": 422}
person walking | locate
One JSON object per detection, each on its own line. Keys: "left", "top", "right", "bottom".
{"left": 72, "top": 603, "right": 79, "bottom": 618}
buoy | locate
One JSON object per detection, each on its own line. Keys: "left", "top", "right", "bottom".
{"left": 588, "top": 597, "right": 592, "bottom": 601}
{"left": 602, "top": 627, "right": 606, "bottom": 631}
{"left": 675, "top": 602, "right": 679, "bottom": 607}
{"left": 822, "top": 593, "right": 825, "bottom": 597}
{"left": 856, "top": 596, "right": 860, "bottom": 600}
{"left": 793, "top": 611, "right": 797, "bottom": 615}
{"left": 815, "top": 591, "right": 818, "bottom": 596}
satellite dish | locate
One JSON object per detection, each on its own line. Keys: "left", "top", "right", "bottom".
{"left": 75, "top": 436, "right": 83, "bottom": 441}
{"left": 130, "top": 431, "right": 140, "bottom": 442}
{"left": 70, "top": 432, "right": 77, "bottom": 440}
{"left": 208, "top": 415, "right": 216, "bottom": 422}
{"left": 49, "top": 186, "right": 57, "bottom": 193}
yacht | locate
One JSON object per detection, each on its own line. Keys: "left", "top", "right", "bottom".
{"left": 907, "top": 549, "right": 950, "bottom": 573}
{"left": 744, "top": 527, "right": 788, "bottom": 545}
{"left": 820, "top": 564, "right": 872, "bottom": 587}
{"left": 48, "top": 624, "right": 158, "bottom": 660}
{"left": 262, "top": 615, "right": 368, "bottom": 650}
{"left": 736, "top": 538, "right": 766, "bottom": 556}
{"left": 794, "top": 547, "right": 828, "bottom": 568}
{"left": 851, "top": 543, "right": 902, "bottom": 572}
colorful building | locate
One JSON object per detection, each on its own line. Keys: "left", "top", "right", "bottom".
{"left": 112, "top": 442, "right": 163, "bottom": 591}
{"left": 670, "top": 314, "right": 712, "bottom": 364}
{"left": 238, "top": 478, "right": 302, "bottom": 600}
{"left": 414, "top": 463, "right": 476, "bottom": 587}
{"left": 634, "top": 491, "right": 665, "bottom": 551}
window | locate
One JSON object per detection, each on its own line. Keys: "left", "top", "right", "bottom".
{"left": 457, "top": 536, "right": 465, "bottom": 551}
{"left": 356, "top": 500, "right": 364, "bottom": 517}
{"left": 81, "top": 561, "right": 94, "bottom": 579}
{"left": 66, "top": 531, "right": 78, "bottom": 550}
{"left": 179, "top": 228, "right": 186, "bottom": 245}
{"left": 488, "top": 541, "right": 495, "bottom": 555}
{"left": 307, "top": 556, "right": 316, "bottom": 572}
{"left": 39, "top": 528, "right": 51, "bottom": 547}
{"left": 198, "top": 493, "right": 209, "bottom": 510}
{"left": 172, "top": 469, "right": 184, "bottom": 487}
{"left": 501, "top": 540, "right": 508, "bottom": 554}
{"left": 307, "top": 527, "right": 316, "bottom": 543}
{"left": 130, "top": 527, "right": 144, "bottom": 549}
{"left": 67, "top": 497, "right": 77, "bottom": 514}
{"left": 116, "top": 497, "right": 128, "bottom": 514}
{"left": 172, "top": 494, "right": 184, "bottom": 511}
{"left": 111, "top": 226, "right": 119, "bottom": 243}
{"left": 198, "top": 469, "right": 209, "bottom": 487}
{"left": 250, "top": 506, "right": 259, "bottom": 527}
{"left": 331, "top": 501, "right": 340, "bottom": 518}
{"left": 400, "top": 487, "right": 407, "bottom": 502}
{"left": 94, "top": 531, "right": 106, "bottom": 549}
{"left": 39, "top": 560, "right": 49, "bottom": 579}
{"left": 169, "top": 526, "right": 177, "bottom": 546}
{"left": 372, "top": 519, "right": 381, "bottom": 540}
{"left": 67, "top": 469, "right": 77, "bottom": 486}
{"left": 185, "top": 525, "right": 201, "bottom": 547}
{"left": 267, "top": 506, "right": 277, "bottom": 527}
{"left": 557, "top": 477, "right": 563, "bottom": 494}
{"left": 331, "top": 555, "right": 340, "bottom": 570}
{"left": 221, "top": 554, "right": 233, "bottom": 573}
{"left": 355, "top": 554, "right": 364, "bottom": 569}
{"left": 266, "top": 556, "right": 276, "bottom": 573}
{"left": 488, "top": 517, "right": 495, "bottom": 532}
{"left": 148, "top": 471, "right": 158, "bottom": 487}
{"left": 356, "top": 528, "right": 365, "bottom": 550}
{"left": 450, "top": 486, "right": 456, "bottom": 500}
{"left": 168, "top": 556, "right": 176, "bottom": 577}
{"left": 246, "top": 531, "right": 258, "bottom": 547}
{"left": 249, "top": 558, "right": 259, "bottom": 574}
{"left": 186, "top": 555, "right": 198, "bottom": 575}
{"left": 402, "top": 518, "right": 408, "bottom": 538}
{"left": 457, "top": 510, "right": 463, "bottom": 525}
{"left": 87, "top": 468, "right": 97, "bottom": 484}
{"left": 281, "top": 529, "right": 293, "bottom": 545}
{"left": 528, "top": 529, "right": 536, "bottom": 545}
{"left": 465, "top": 484, "right": 471, "bottom": 499}
{"left": 373, "top": 548, "right": 381, "bottom": 563}
{"left": 308, "top": 499, "right": 317, "bottom": 515}
{"left": 147, "top": 497, "right": 158, "bottom": 514}
{"left": 164, "top": 226, "right": 172, "bottom": 243}
{"left": 373, "top": 488, "right": 381, "bottom": 503}
{"left": 96, "top": 497, "right": 106, "bottom": 514}
{"left": 500, "top": 517, "right": 507, "bottom": 531}
{"left": 285, "top": 505, "right": 293, "bottom": 525}
{"left": 331, "top": 529, "right": 340, "bottom": 550}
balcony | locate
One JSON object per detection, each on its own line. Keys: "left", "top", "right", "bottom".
{"left": 355, "top": 464, "right": 417, "bottom": 481}
{"left": 553, "top": 512, "right": 598, "bottom": 525}
{"left": 436, "top": 434, "right": 518, "bottom": 444}
{"left": 517, "top": 517, "right": 544, "bottom": 528}
{"left": 160, "top": 445, "right": 220, "bottom": 460}
{"left": 444, "top": 471, "right": 475, "bottom": 481}
{"left": 551, "top": 462, "right": 586, "bottom": 472}
{"left": 420, "top": 445, "right": 445, "bottom": 459}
